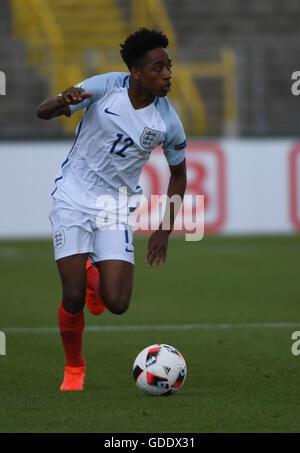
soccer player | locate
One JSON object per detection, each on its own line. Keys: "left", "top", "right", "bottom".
{"left": 36, "top": 28, "right": 187, "bottom": 391}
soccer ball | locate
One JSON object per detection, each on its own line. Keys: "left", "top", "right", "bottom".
{"left": 132, "top": 344, "right": 187, "bottom": 396}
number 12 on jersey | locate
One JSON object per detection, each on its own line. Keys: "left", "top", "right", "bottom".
{"left": 110, "top": 133, "right": 134, "bottom": 158}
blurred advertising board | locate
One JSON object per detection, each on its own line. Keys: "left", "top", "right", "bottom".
{"left": 0, "top": 140, "right": 299, "bottom": 237}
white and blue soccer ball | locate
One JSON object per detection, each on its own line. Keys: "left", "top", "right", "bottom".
{"left": 133, "top": 344, "right": 187, "bottom": 396}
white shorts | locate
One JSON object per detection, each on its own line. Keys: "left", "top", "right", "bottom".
{"left": 49, "top": 201, "right": 135, "bottom": 264}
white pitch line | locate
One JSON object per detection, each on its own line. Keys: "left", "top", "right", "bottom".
{"left": 1, "top": 322, "right": 300, "bottom": 334}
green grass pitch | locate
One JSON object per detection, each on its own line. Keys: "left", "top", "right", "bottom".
{"left": 0, "top": 235, "right": 299, "bottom": 433}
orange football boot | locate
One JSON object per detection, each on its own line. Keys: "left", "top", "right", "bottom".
{"left": 60, "top": 365, "right": 86, "bottom": 391}
{"left": 85, "top": 258, "right": 106, "bottom": 316}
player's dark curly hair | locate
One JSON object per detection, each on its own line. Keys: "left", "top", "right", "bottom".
{"left": 120, "top": 28, "right": 169, "bottom": 70}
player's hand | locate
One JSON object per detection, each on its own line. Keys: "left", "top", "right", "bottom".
{"left": 57, "top": 87, "right": 94, "bottom": 105}
{"left": 145, "top": 230, "right": 170, "bottom": 268}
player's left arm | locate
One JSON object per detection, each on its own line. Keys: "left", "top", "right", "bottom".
{"left": 145, "top": 159, "right": 187, "bottom": 268}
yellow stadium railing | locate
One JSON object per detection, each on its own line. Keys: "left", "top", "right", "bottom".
{"left": 10, "top": 0, "right": 124, "bottom": 133}
{"left": 131, "top": 0, "right": 177, "bottom": 53}
{"left": 11, "top": 0, "right": 85, "bottom": 133}
{"left": 11, "top": 0, "right": 66, "bottom": 94}
{"left": 10, "top": 0, "right": 237, "bottom": 136}
{"left": 177, "top": 48, "right": 238, "bottom": 136}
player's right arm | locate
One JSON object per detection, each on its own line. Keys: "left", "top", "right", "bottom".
{"left": 36, "top": 87, "right": 94, "bottom": 120}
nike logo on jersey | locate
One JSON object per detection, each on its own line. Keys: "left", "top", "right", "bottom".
{"left": 104, "top": 108, "right": 121, "bottom": 116}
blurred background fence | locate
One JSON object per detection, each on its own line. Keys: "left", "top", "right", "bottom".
{"left": 0, "top": 0, "right": 299, "bottom": 139}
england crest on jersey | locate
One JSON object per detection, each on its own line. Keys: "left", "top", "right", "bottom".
{"left": 54, "top": 230, "right": 65, "bottom": 248}
{"left": 140, "top": 127, "right": 161, "bottom": 150}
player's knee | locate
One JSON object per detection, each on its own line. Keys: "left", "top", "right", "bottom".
{"left": 63, "top": 286, "right": 86, "bottom": 314}
{"left": 103, "top": 293, "right": 131, "bottom": 315}
{"left": 110, "top": 306, "right": 128, "bottom": 315}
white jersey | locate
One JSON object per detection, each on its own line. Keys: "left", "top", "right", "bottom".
{"left": 52, "top": 72, "right": 186, "bottom": 214}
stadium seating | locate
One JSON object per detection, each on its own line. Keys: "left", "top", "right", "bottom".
{"left": 2, "top": 0, "right": 299, "bottom": 138}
